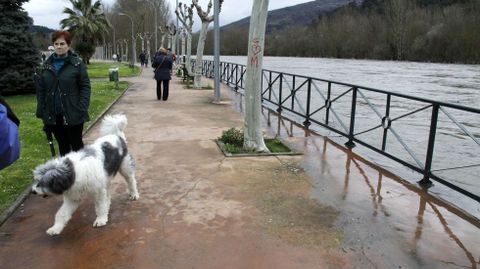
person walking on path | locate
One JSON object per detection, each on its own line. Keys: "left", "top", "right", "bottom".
{"left": 152, "top": 47, "right": 173, "bottom": 101}
{"left": 139, "top": 51, "right": 146, "bottom": 67}
{"left": 35, "top": 30, "right": 91, "bottom": 156}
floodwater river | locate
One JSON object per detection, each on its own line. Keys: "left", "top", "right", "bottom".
{"left": 205, "top": 55, "right": 480, "bottom": 217}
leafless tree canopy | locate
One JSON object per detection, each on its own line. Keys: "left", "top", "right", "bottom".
{"left": 102, "top": 0, "right": 172, "bottom": 55}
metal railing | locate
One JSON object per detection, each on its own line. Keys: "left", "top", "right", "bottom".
{"left": 192, "top": 59, "right": 480, "bottom": 202}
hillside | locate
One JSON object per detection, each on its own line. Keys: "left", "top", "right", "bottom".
{"left": 31, "top": 25, "right": 55, "bottom": 35}
{"left": 221, "top": 0, "right": 363, "bottom": 33}
{"left": 30, "top": 25, "right": 55, "bottom": 49}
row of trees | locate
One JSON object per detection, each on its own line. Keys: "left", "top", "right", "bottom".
{"left": 5, "top": 0, "right": 478, "bottom": 95}
{"left": 0, "top": 0, "right": 309, "bottom": 152}
{"left": 200, "top": 0, "right": 479, "bottom": 64}
{"left": 104, "top": 0, "right": 224, "bottom": 89}
{"left": 2, "top": 0, "right": 173, "bottom": 95}
{"left": 102, "top": 0, "right": 171, "bottom": 58}
{"left": 4, "top": 0, "right": 224, "bottom": 95}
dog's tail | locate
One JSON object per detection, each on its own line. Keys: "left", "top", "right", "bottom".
{"left": 100, "top": 114, "right": 128, "bottom": 139}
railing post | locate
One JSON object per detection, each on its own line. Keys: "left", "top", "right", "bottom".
{"left": 381, "top": 94, "right": 392, "bottom": 151}
{"left": 261, "top": 70, "right": 264, "bottom": 103}
{"left": 268, "top": 71, "right": 272, "bottom": 101}
{"left": 240, "top": 65, "right": 244, "bottom": 89}
{"left": 303, "top": 78, "right": 312, "bottom": 127}
{"left": 231, "top": 64, "right": 234, "bottom": 85}
{"left": 235, "top": 65, "right": 239, "bottom": 91}
{"left": 277, "top": 73, "right": 283, "bottom": 113}
{"left": 222, "top": 62, "right": 226, "bottom": 80}
{"left": 325, "top": 82, "right": 331, "bottom": 125}
{"left": 419, "top": 104, "right": 439, "bottom": 187}
{"left": 230, "top": 64, "right": 234, "bottom": 86}
{"left": 345, "top": 87, "right": 357, "bottom": 148}
{"left": 210, "top": 61, "right": 213, "bottom": 77}
{"left": 291, "top": 76, "right": 295, "bottom": 111}
{"left": 226, "top": 63, "right": 230, "bottom": 86}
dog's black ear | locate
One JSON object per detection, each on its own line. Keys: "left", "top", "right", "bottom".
{"left": 34, "top": 159, "right": 58, "bottom": 179}
{"left": 47, "top": 158, "right": 76, "bottom": 194}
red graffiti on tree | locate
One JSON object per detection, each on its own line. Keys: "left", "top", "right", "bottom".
{"left": 250, "top": 38, "right": 262, "bottom": 68}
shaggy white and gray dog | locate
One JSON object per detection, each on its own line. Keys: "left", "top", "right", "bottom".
{"left": 32, "top": 114, "right": 139, "bottom": 236}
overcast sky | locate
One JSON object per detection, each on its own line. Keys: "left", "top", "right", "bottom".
{"left": 23, "top": 0, "right": 313, "bottom": 32}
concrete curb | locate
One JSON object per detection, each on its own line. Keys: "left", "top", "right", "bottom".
{"left": 0, "top": 186, "right": 31, "bottom": 227}
{"left": 215, "top": 139, "right": 302, "bottom": 157}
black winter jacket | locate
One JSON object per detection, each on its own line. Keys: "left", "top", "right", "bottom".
{"left": 36, "top": 51, "right": 91, "bottom": 126}
{"left": 152, "top": 54, "right": 173, "bottom": 81}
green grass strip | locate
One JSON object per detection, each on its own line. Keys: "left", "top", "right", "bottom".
{"left": 221, "top": 138, "right": 292, "bottom": 154}
{"left": 87, "top": 61, "right": 141, "bottom": 78}
{"left": 0, "top": 80, "right": 130, "bottom": 213}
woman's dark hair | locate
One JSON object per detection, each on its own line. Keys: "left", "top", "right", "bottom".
{"left": 51, "top": 30, "right": 72, "bottom": 45}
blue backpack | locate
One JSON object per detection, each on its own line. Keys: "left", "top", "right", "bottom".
{"left": 0, "top": 103, "right": 20, "bottom": 170}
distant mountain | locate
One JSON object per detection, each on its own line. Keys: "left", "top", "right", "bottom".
{"left": 221, "top": 0, "right": 363, "bottom": 33}
{"left": 30, "top": 25, "right": 55, "bottom": 50}
{"left": 31, "top": 25, "right": 55, "bottom": 34}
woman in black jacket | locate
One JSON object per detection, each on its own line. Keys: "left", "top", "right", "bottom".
{"left": 152, "top": 47, "right": 173, "bottom": 101}
{"left": 36, "top": 30, "right": 91, "bottom": 156}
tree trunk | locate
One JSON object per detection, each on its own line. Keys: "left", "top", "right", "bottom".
{"left": 161, "top": 34, "right": 166, "bottom": 48}
{"left": 194, "top": 22, "right": 209, "bottom": 88}
{"left": 186, "top": 32, "right": 193, "bottom": 75}
{"left": 176, "top": 3, "right": 194, "bottom": 75}
{"left": 243, "top": 0, "right": 269, "bottom": 152}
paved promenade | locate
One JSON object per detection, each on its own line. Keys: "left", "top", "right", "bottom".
{"left": 0, "top": 67, "right": 478, "bottom": 268}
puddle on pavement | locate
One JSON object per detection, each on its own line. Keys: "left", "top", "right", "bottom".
{"left": 226, "top": 158, "right": 344, "bottom": 249}
{"left": 225, "top": 91, "right": 480, "bottom": 267}
{"left": 256, "top": 107, "right": 480, "bottom": 268}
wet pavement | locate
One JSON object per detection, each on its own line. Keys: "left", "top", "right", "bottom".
{"left": 0, "top": 67, "right": 479, "bottom": 269}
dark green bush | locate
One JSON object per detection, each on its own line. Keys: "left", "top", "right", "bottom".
{"left": 219, "top": 127, "right": 244, "bottom": 147}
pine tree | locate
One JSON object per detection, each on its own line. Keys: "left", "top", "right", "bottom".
{"left": 0, "top": 0, "right": 39, "bottom": 95}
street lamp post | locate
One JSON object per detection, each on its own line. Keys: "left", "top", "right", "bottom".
{"left": 180, "top": 28, "right": 186, "bottom": 64}
{"left": 213, "top": 0, "right": 220, "bottom": 102}
{"left": 119, "top": 12, "right": 136, "bottom": 67}
{"left": 112, "top": 24, "right": 116, "bottom": 58}
{"left": 123, "top": 39, "right": 128, "bottom": 62}
{"left": 176, "top": 0, "right": 179, "bottom": 57}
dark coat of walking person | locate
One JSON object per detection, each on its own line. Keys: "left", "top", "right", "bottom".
{"left": 152, "top": 47, "right": 173, "bottom": 101}
{"left": 36, "top": 30, "right": 91, "bottom": 156}
{"left": 139, "top": 51, "right": 146, "bottom": 67}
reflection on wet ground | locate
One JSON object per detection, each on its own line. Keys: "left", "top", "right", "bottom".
{"left": 0, "top": 77, "right": 478, "bottom": 268}
{"left": 231, "top": 91, "right": 480, "bottom": 268}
